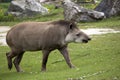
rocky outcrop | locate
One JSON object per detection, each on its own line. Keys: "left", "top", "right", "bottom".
{"left": 6, "top": 0, "right": 48, "bottom": 17}
{"left": 62, "top": 0, "right": 105, "bottom": 22}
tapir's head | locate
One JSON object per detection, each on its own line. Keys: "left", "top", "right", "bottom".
{"left": 65, "top": 22, "right": 91, "bottom": 43}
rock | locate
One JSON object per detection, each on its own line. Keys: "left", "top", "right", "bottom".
{"left": 25, "top": 0, "right": 48, "bottom": 16}
{"left": 94, "top": 0, "right": 120, "bottom": 18}
{"left": 62, "top": 0, "right": 105, "bottom": 22}
{"left": 6, "top": 0, "right": 48, "bottom": 17}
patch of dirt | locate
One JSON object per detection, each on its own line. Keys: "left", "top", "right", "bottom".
{"left": 0, "top": 26, "right": 10, "bottom": 46}
{"left": 81, "top": 28, "right": 120, "bottom": 35}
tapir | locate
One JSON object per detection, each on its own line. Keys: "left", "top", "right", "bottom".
{"left": 6, "top": 20, "right": 91, "bottom": 72}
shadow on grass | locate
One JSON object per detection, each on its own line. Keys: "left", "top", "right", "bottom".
{"left": 51, "top": 53, "right": 90, "bottom": 64}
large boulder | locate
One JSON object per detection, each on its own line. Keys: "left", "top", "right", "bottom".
{"left": 94, "top": 0, "right": 120, "bottom": 18}
{"left": 6, "top": 0, "right": 48, "bottom": 17}
{"left": 62, "top": 0, "right": 105, "bottom": 22}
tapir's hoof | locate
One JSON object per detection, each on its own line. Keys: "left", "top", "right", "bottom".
{"left": 8, "top": 64, "right": 12, "bottom": 70}
{"left": 70, "top": 65, "right": 76, "bottom": 69}
{"left": 41, "top": 68, "right": 46, "bottom": 72}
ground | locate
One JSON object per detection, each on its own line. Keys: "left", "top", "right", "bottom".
{"left": 0, "top": 2, "right": 120, "bottom": 80}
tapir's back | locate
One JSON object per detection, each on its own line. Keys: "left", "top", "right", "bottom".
{"left": 6, "top": 21, "right": 68, "bottom": 51}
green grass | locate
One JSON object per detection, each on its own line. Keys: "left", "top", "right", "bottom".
{"left": 0, "top": 33, "right": 120, "bottom": 80}
{"left": 78, "top": 17, "right": 120, "bottom": 29}
{"left": 0, "top": 2, "right": 120, "bottom": 80}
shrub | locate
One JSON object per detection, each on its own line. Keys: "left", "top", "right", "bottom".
{"left": 0, "top": 8, "right": 15, "bottom": 21}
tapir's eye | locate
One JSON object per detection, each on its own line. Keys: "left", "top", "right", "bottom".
{"left": 76, "top": 33, "right": 81, "bottom": 36}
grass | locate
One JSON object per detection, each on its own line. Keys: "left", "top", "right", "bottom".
{"left": 0, "top": 2, "right": 120, "bottom": 80}
{"left": 78, "top": 17, "right": 120, "bottom": 29}
{"left": 0, "top": 33, "right": 120, "bottom": 80}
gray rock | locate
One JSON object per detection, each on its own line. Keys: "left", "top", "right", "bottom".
{"left": 62, "top": 0, "right": 105, "bottom": 22}
{"left": 94, "top": 0, "right": 120, "bottom": 17}
{"left": 7, "top": 0, "right": 48, "bottom": 17}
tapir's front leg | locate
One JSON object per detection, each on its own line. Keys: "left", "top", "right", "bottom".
{"left": 41, "top": 50, "right": 51, "bottom": 71}
{"left": 58, "top": 46, "right": 75, "bottom": 68}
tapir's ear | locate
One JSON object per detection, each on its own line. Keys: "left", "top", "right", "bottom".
{"left": 69, "top": 23, "right": 73, "bottom": 30}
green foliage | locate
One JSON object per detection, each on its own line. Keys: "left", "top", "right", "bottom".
{"left": 0, "top": 12, "right": 15, "bottom": 22}
{"left": 0, "top": 3, "right": 10, "bottom": 10}
{"left": 0, "top": 3, "right": 16, "bottom": 22}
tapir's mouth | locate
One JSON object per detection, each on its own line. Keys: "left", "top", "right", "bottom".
{"left": 82, "top": 38, "right": 91, "bottom": 43}
{"left": 82, "top": 40, "right": 88, "bottom": 43}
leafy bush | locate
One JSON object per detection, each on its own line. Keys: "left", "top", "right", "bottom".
{"left": 0, "top": 8, "right": 15, "bottom": 21}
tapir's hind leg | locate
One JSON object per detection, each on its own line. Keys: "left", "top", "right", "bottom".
{"left": 6, "top": 51, "right": 17, "bottom": 70}
{"left": 13, "top": 51, "right": 25, "bottom": 72}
